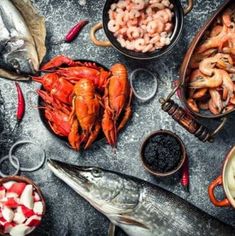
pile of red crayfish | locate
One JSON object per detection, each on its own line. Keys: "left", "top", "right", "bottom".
{"left": 33, "top": 55, "right": 132, "bottom": 151}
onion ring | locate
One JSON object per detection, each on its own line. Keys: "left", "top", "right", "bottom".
{"left": 0, "top": 155, "right": 20, "bottom": 177}
{"left": 9, "top": 140, "right": 46, "bottom": 172}
{"left": 130, "top": 68, "right": 158, "bottom": 102}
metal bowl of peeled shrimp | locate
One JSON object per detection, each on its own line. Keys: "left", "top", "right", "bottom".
{"left": 90, "top": 0, "right": 193, "bottom": 60}
{"left": 160, "top": 0, "right": 235, "bottom": 143}
{"left": 35, "top": 56, "right": 133, "bottom": 151}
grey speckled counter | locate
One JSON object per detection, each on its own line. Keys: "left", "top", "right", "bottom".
{"left": 1, "top": 0, "right": 235, "bottom": 235}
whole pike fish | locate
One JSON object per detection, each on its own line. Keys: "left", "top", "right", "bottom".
{"left": 48, "top": 159, "right": 235, "bottom": 236}
{"left": 0, "top": 0, "right": 39, "bottom": 74}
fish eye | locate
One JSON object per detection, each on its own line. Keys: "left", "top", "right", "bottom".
{"left": 10, "top": 59, "right": 20, "bottom": 69}
{"left": 91, "top": 168, "right": 102, "bottom": 177}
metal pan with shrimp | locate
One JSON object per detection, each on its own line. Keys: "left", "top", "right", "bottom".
{"left": 160, "top": 0, "right": 235, "bottom": 142}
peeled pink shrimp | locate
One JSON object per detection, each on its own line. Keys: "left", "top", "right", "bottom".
{"left": 144, "top": 34, "right": 150, "bottom": 44}
{"left": 142, "top": 44, "right": 154, "bottom": 53}
{"left": 150, "top": 34, "right": 160, "bottom": 44}
{"left": 150, "top": 3, "right": 165, "bottom": 10}
{"left": 110, "top": 3, "right": 117, "bottom": 11}
{"left": 126, "top": 2, "right": 134, "bottom": 11}
{"left": 127, "top": 18, "right": 138, "bottom": 27}
{"left": 154, "top": 9, "right": 170, "bottom": 23}
{"left": 116, "top": 12, "right": 126, "bottom": 26}
{"left": 162, "top": 0, "right": 171, "bottom": 7}
{"left": 147, "top": 20, "right": 164, "bottom": 34}
{"left": 133, "top": 0, "right": 146, "bottom": 10}
{"left": 149, "top": 0, "right": 161, "bottom": 3}
{"left": 165, "top": 22, "right": 173, "bottom": 32}
{"left": 126, "top": 40, "right": 135, "bottom": 50}
{"left": 108, "top": 20, "right": 120, "bottom": 32}
{"left": 134, "top": 38, "right": 145, "bottom": 51}
{"left": 117, "top": 37, "right": 127, "bottom": 47}
{"left": 129, "top": 9, "right": 141, "bottom": 19}
{"left": 127, "top": 27, "right": 142, "bottom": 39}
{"left": 123, "top": 10, "right": 130, "bottom": 23}
{"left": 117, "top": 0, "right": 127, "bottom": 9}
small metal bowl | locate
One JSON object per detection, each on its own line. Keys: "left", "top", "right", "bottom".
{"left": 0, "top": 176, "right": 46, "bottom": 236}
{"left": 140, "top": 130, "right": 186, "bottom": 177}
{"left": 90, "top": 0, "right": 194, "bottom": 60}
{"left": 38, "top": 59, "right": 108, "bottom": 150}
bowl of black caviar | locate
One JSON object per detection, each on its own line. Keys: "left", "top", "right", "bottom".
{"left": 140, "top": 130, "right": 186, "bottom": 177}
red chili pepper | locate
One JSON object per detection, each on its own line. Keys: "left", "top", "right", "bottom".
{"left": 15, "top": 82, "right": 25, "bottom": 123}
{"left": 181, "top": 156, "right": 190, "bottom": 192}
{"left": 65, "top": 20, "right": 89, "bottom": 43}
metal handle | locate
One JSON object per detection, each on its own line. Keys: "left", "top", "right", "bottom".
{"left": 183, "top": 0, "right": 194, "bottom": 15}
{"left": 160, "top": 81, "right": 227, "bottom": 142}
{"left": 160, "top": 99, "right": 214, "bottom": 142}
{"left": 208, "top": 176, "right": 230, "bottom": 207}
{"left": 90, "top": 22, "right": 112, "bottom": 47}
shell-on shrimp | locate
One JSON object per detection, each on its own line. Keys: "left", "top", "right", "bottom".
{"left": 146, "top": 20, "right": 164, "bottom": 34}
{"left": 209, "top": 89, "right": 223, "bottom": 114}
{"left": 193, "top": 88, "right": 208, "bottom": 99}
{"left": 210, "top": 25, "right": 223, "bottom": 37}
{"left": 199, "top": 53, "right": 231, "bottom": 76}
{"left": 197, "top": 25, "right": 229, "bottom": 53}
{"left": 187, "top": 98, "right": 199, "bottom": 113}
{"left": 208, "top": 98, "right": 220, "bottom": 115}
{"left": 190, "top": 49, "right": 217, "bottom": 69}
{"left": 220, "top": 70, "right": 234, "bottom": 102}
{"left": 134, "top": 38, "right": 145, "bottom": 51}
{"left": 189, "top": 69, "right": 223, "bottom": 89}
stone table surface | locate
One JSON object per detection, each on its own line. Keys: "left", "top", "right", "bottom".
{"left": 1, "top": 0, "right": 235, "bottom": 235}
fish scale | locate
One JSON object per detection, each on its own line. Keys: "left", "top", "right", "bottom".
{"left": 48, "top": 159, "right": 235, "bottom": 236}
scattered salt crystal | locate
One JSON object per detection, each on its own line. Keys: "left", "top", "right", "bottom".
{"left": 79, "top": 0, "right": 86, "bottom": 6}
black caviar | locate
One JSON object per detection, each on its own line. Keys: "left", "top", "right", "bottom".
{"left": 143, "top": 133, "right": 182, "bottom": 173}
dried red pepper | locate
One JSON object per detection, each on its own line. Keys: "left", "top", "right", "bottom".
{"left": 65, "top": 20, "right": 89, "bottom": 43}
{"left": 181, "top": 156, "right": 190, "bottom": 192}
{"left": 15, "top": 82, "right": 25, "bottom": 123}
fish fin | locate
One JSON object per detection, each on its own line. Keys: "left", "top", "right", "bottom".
{"left": 118, "top": 216, "right": 149, "bottom": 229}
{"left": 0, "top": 68, "right": 30, "bottom": 81}
{"left": 108, "top": 223, "right": 117, "bottom": 236}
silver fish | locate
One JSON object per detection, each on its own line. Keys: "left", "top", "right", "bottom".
{"left": 0, "top": 0, "right": 39, "bottom": 74}
{"left": 48, "top": 159, "right": 235, "bottom": 236}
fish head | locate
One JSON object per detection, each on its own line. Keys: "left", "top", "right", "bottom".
{"left": 4, "top": 39, "right": 39, "bottom": 74}
{"left": 48, "top": 159, "right": 140, "bottom": 216}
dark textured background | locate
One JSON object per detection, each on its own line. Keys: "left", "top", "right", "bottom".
{"left": 1, "top": 0, "right": 235, "bottom": 235}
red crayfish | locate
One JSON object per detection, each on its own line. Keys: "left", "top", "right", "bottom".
{"left": 33, "top": 55, "right": 132, "bottom": 150}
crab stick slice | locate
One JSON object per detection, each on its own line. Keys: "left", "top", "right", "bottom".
{"left": 13, "top": 211, "right": 26, "bottom": 224}
{"left": 20, "top": 185, "right": 34, "bottom": 209}
{"left": 25, "top": 215, "right": 41, "bottom": 227}
{"left": 4, "top": 198, "right": 20, "bottom": 208}
{"left": 17, "top": 206, "right": 34, "bottom": 218}
{"left": 9, "top": 224, "right": 30, "bottom": 236}
{"left": 33, "top": 202, "right": 43, "bottom": 215}
{"left": 8, "top": 183, "right": 26, "bottom": 197}
{"left": 4, "top": 222, "right": 15, "bottom": 234}
{"left": 0, "top": 187, "right": 6, "bottom": 200}
{"left": 33, "top": 192, "right": 41, "bottom": 202}
{"left": 3, "top": 182, "right": 16, "bottom": 190}
{"left": 0, "top": 217, "right": 7, "bottom": 225}
{"left": 2, "top": 206, "right": 14, "bottom": 222}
